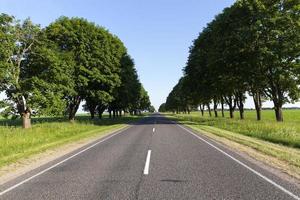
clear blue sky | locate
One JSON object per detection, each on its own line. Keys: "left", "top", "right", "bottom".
{"left": 3, "top": 0, "right": 298, "bottom": 109}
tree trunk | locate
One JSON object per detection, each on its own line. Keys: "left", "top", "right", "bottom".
{"left": 221, "top": 98, "right": 225, "bottom": 117}
{"left": 113, "top": 110, "right": 116, "bottom": 118}
{"left": 22, "top": 111, "right": 31, "bottom": 129}
{"left": 207, "top": 104, "right": 212, "bottom": 117}
{"left": 253, "top": 92, "right": 262, "bottom": 121}
{"left": 271, "top": 88, "right": 284, "bottom": 122}
{"left": 68, "top": 96, "right": 81, "bottom": 121}
{"left": 225, "top": 96, "right": 236, "bottom": 119}
{"left": 236, "top": 93, "right": 244, "bottom": 120}
{"left": 275, "top": 106, "right": 283, "bottom": 122}
{"left": 213, "top": 99, "right": 218, "bottom": 118}
{"left": 119, "top": 110, "right": 122, "bottom": 117}
{"left": 239, "top": 106, "right": 244, "bottom": 120}
{"left": 90, "top": 110, "right": 95, "bottom": 119}
{"left": 200, "top": 104, "right": 204, "bottom": 116}
{"left": 89, "top": 104, "right": 96, "bottom": 119}
{"left": 229, "top": 106, "right": 234, "bottom": 119}
{"left": 109, "top": 110, "right": 112, "bottom": 118}
{"left": 273, "top": 99, "right": 283, "bottom": 122}
{"left": 97, "top": 105, "right": 106, "bottom": 119}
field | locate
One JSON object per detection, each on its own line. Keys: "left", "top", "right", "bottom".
{"left": 0, "top": 115, "right": 144, "bottom": 168}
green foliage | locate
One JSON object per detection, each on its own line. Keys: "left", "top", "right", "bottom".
{"left": 158, "top": 103, "right": 166, "bottom": 112}
{"left": 45, "top": 16, "right": 128, "bottom": 120}
{"left": 0, "top": 14, "right": 152, "bottom": 124}
{"left": 107, "top": 54, "right": 142, "bottom": 114}
{"left": 138, "top": 86, "right": 151, "bottom": 111}
{"left": 0, "top": 15, "right": 41, "bottom": 118}
{"left": 165, "top": 0, "right": 300, "bottom": 121}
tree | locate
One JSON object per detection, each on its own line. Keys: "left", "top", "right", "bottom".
{"left": 45, "top": 17, "right": 126, "bottom": 120}
{"left": 158, "top": 103, "right": 166, "bottom": 112}
{"left": 254, "top": 0, "right": 300, "bottom": 121}
{"left": 107, "top": 54, "right": 142, "bottom": 118}
{"left": 0, "top": 15, "right": 40, "bottom": 128}
{"left": 22, "top": 34, "right": 76, "bottom": 117}
{"left": 137, "top": 86, "right": 151, "bottom": 113}
{"left": 170, "top": 0, "right": 300, "bottom": 122}
{"left": 148, "top": 105, "right": 155, "bottom": 113}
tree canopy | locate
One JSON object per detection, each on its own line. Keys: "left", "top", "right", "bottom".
{"left": 163, "top": 0, "right": 300, "bottom": 122}
{"left": 0, "top": 15, "right": 152, "bottom": 127}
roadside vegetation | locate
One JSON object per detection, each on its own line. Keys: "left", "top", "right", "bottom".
{"left": 160, "top": 0, "right": 300, "bottom": 122}
{"left": 168, "top": 110, "right": 300, "bottom": 148}
{"left": 0, "top": 114, "right": 144, "bottom": 168}
{"left": 0, "top": 14, "right": 154, "bottom": 129}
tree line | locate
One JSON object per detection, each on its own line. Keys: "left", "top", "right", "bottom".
{"left": 0, "top": 14, "right": 153, "bottom": 128}
{"left": 160, "top": 0, "right": 300, "bottom": 122}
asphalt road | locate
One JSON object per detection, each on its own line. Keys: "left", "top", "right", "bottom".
{"left": 1, "top": 114, "right": 300, "bottom": 200}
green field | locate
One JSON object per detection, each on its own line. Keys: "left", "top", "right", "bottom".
{"left": 167, "top": 109, "right": 300, "bottom": 148}
{"left": 0, "top": 115, "right": 144, "bottom": 168}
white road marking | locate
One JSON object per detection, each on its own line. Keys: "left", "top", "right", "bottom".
{"left": 152, "top": 128, "right": 155, "bottom": 132}
{"left": 143, "top": 150, "right": 152, "bottom": 175}
{"left": 177, "top": 123, "right": 300, "bottom": 200}
{"left": 0, "top": 126, "right": 131, "bottom": 196}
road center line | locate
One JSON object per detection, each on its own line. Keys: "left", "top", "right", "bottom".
{"left": 0, "top": 125, "right": 131, "bottom": 196}
{"left": 152, "top": 128, "right": 155, "bottom": 132}
{"left": 143, "top": 150, "right": 152, "bottom": 175}
{"left": 177, "top": 123, "right": 300, "bottom": 200}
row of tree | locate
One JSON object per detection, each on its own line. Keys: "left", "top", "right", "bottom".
{"left": 160, "top": 0, "right": 300, "bottom": 121}
{"left": 0, "top": 14, "right": 152, "bottom": 128}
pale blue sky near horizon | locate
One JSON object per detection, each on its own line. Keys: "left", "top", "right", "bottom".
{"left": 1, "top": 0, "right": 299, "bottom": 110}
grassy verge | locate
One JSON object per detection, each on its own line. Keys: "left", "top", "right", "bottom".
{"left": 165, "top": 110, "right": 300, "bottom": 178}
{"left": 0, "top": 115, "right": 144, "bottom": 168}
{"left": 168, "top": 110, "right": 300, "bottom": 148}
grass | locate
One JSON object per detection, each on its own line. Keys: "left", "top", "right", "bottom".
{"left": 167, "top": 109, "right": 300, "bottom": 148}
{"left": 165, "top": 109, "right": 300, "bottom": 177}
{"left": 0, "top": 115, "right": 145, "bottom": 168}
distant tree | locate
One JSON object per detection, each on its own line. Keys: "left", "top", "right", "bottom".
{"left": 108, "top": 54, "right": 142, "bottom": 118}
{"left": 148, "top": 105, "right": 155, "bottom": 113}
{"left": 137, "top": 86, "right": 151, "bottom": 113}
{"left": 158, "top": 103, "right": 166, "bottom": 112}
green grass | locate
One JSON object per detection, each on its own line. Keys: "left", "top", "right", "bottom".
{"left": 0, "top": 115, "right": 144, "bottom": 168}
{"left": 167, "top": 109, "right": 300, "bottom": 148}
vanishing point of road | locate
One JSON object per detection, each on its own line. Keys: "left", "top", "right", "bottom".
{"left": 1, "top": 114, "right": 300, "bottom": 200}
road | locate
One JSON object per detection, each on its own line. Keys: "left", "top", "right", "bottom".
{"left": 1, "top": 114, "right": 300, "bottom": 199}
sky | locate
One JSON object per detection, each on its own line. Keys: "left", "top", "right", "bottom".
{"left": 1, "top": 0, "right": 299, "bottom": 110}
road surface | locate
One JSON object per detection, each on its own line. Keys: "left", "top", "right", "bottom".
{"left": 1, "top": 114, "right": 300, "bottom": 199}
